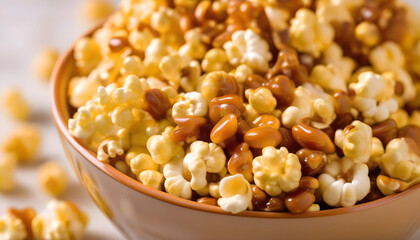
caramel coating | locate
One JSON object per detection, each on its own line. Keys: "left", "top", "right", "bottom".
{"left": 262, "top": 75, "right": 295, "bottom": 107}
{"left": 372, "top": 119, "right": 398, "bottom": 146}
{"left": 144, "top": 89, "right": 171, "bottom": 120}
{"left": 228, "top": 143, "right": 253, "bottom": 182}
{"left": 172, "top": 116, "right": 207, "bottom": 142}
{"left": 209, "top": 94, "right": 245, "bottom": 124}
{"left": 244, "top": 127, "right": 282, "bottom": 149}
{"left": 210, "top": 114, "right": 238, "bottom": 144}
{"left": 292, "top": 124, "right": 335, "bottom": 154}
{"left": 296, "top": 148, "right": 327, "bottom": 176}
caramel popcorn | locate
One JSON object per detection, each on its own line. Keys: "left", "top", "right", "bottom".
{"left": 38, "top": 161, "right": 68, "bottom": 197}
{"left": 2, "top": 89, "right": 30, "bottom": 121}
{"left": 66, "top": 0, "right": 420, "bottom": 214}
{"left": 33, "top": 48, "right": 59, "bottom": 82}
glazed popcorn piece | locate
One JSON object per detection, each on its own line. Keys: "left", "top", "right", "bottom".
{"left": 290, "top": 8, "right": 334, "bottom": 58}
{"left": 38, "top": 161, "right": 68, "bottom": 197}
{"left": 0, "top": 213, "right": 27, "bottom": 240}
{"left": 2, "top": 89, "right": 30, "bottom": 121}
{"left": 2, "top": 125, "right": 41, "bottom": 164}
{"left": 223, "top": 29, "right": 272, "bottom": 72}
{"left": 379, "top": 138, "right": 420, "bottom": 184}
{"left": 310, "top": 64, "right": 347, "bottom": 92}
{"left": 201, "top": 49, "right": 231, "bottom": 73}
{"left": 139, "top": 170, "right": 164, "bottom": 190}
{"left": 322, "top": 43, "right": 355, "bottom": 81}
{"left": 73, "top": 37, "right": 102, "bottom": 76}
{"left": 253, "top": 147, "right": 301, "bottom": 196}
{"left": 183, "top": 141, "right": 226, "bottom": 190}
{"left": 376, "top": 174, "right": 410, "bottom": 196}
{"left": 318, "top": 155, "right": 370, "bottom": 207}
{"left": 0, "top": 154, "right": 18, "bottom": 192}
{"left": 335, "top": 121, "right": 373, "bottom": 164}
{"left": 32, "top": 201, "right": 88, "bottom": 240}
{"left": 349, "top": 72, "right": 398, "bottom": 123}
{"left": 218, "top": 174, "right": 253, "bottom": 214}
{"left": 33, "top": 48, "right": 59, "bottom": 81}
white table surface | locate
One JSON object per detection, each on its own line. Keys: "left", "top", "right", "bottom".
{"left": 0, "top": 1, "right": 419, "bottom": 240}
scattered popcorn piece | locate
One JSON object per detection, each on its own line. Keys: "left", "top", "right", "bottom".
{"left": 1, "top": 89, "right": 30, "bottom": 121}
{"left": 32, "top": 200, "right": 88, "bottom": 240}
{"left": 223, "top": 29, "right": 272, "bottom": 72}
{"left": 379, "top": 138, "right": 420, "bottom": 183}
{"left": 147, "top": 127, "right": 184, "bottom": 164}
{"left": 0, "top": 213, "right": 27, "bottom": 240}
{"left": 81, "top": 0, "right": 114, "bottom": 22}
{"left": 245, "top": 87, "right": 276, "bottom": 114}
{"left": 253, "top": 147, "right": 301, "bottom": 196}
{"left": 172, "top": 91, "right": 208, "bottom": 118}
{"left": 2, "top": 125, "right": 41, "bottom": 164}
{"left": 290, "top": 8, "right": 334, "bottom": 58}
{"left": 183, "top": 141, "right": 226, "bottom": 190}
{"left": 33, "top": 48, "right": 59, "bottom": 81}
{"left": 139, "top": 170, "right": 164, "bottom": 190}
{"left": 318, "top": 155, "right": 370, "bottom": 207}
{"left": 335, "top": 121, "right": 373, "bottom": 164}
{"left": 349, "top": 72, "right": 398, "bottom": 123}
{"left": 218, "top": 174, "right": 253, "bottom": 214}
{"left": 38, "top": 161, "right": 68, "bottom": 197}
{"left": 0, "top": 154, "right": 18, "bottom": 192}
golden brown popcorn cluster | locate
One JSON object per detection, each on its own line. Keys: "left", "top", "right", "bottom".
{"left": 68, "top": 0, "right": 420, "bottom": 214}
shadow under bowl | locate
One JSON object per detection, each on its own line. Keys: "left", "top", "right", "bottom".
{"left": 50, "top": 26, "right": 420, "bottom": 240}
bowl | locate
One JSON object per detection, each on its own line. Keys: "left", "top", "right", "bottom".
{"left": 51, "top": 26, "right": 420, "bottom": 240}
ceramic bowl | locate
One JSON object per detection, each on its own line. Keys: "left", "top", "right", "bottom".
{"left": 51, "top": 27, "right": 420, "bottom": 240}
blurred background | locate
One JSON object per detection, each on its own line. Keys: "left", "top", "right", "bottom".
{"left": 0, "top": 0, "right": 123, "bottom": 239}
{"left": 0, "top": 0, "right": 419, "bottom": 239}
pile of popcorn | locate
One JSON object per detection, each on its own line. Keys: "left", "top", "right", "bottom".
{"left": 68, "top": 0, "right": 420, "bottom": 214}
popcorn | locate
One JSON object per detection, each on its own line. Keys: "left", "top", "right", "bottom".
{"left": 128, "top": 28, "right": 155, "bottom": 53}
{"left": 120, "top": 55, "right": 144, "bottom": 77}
{"left": 73, "top": 37, "right": 102, "bottom": 75}
{"left": 223, "top": 29, "right": 272, "bottom": 72}
{"left": 38, "top": 161, "right": 68, "bottom": 197}
{"left": 379, "top": 138, "right": 420, "bottom": 182}
{"left": 349, "top": 72, "right": 398, "bottom": 123}
{"left": 290, "top": 8, "right": 334, "bottom": 58}
{"left": 33, "top": 48, "right": 59, "bottom": 81}
{"left": 264, "top": 6, "right": 289, "bottom": 31}
{"left": 2, "top": 124, "right": 41, "bottom": 163}
{"left": 178, "top": 28, "right": 207, "bottom": 61}
{"left": 147, "top": 127, "right": 184, "bottom": 164}
{"left": 0, "top": 213, "right": 27, "bottom": 240}
{"left": 355, "top": 22, "right": 380, "bottom": 47}
{"left": 183, "top": 141, "right": 226, "bottom": 190}
{"left": 245, "top": 87, "right": 276, "bottom": 114}
{"left": 68, "top": 76, "right": 101, "bottom": 108}
{"left": 163, "top": 157, "right": 192, "bottom": 199}
{"left": 370, "top": 41, "right": 405, "bottom": 73}
{"left": 32, "top": 201, "right": 88, "bottom": 240}
{"left": 139, "top": 170, "right": 164, "bottom": 190}
{"left": 310, "top": 64, "right": 346, "bottom": 92}
{"left": 318, "top": 155, "right": 370, "bottom": 207}
{"left": 129, "top": 153, "right": 159, "bottom": 177}
{"left": 390, "top": 109, "right": 410, "bottom": 128}
{"left": 97, "top": 138, "right": 124, "bottom": 162}
{"left": 322, "top": 43, "right": 355, "bottom": 81}
{"left": 143, "top": 39, "right": 171, "bottom": 76}
{"left": 180, "top": 60, "right": 201, "bottom": 92}
{"left": 2, "top": 89, "right": 30, "bottom": 121}
{"left": 172, "top": 91, "right": 208, "bottom": 118}
{"left": 253, "top": 147, "right": 301, "bottom": 196}
{"left": 217, "top": 174, "right": 253, "bottom": 214}
{"left": 201, "top": 48, "right": 230, "bottom": 73}
{"left": 411, "top": 111, "right": 420, "bottom": 127}
{"left": 0, "top": 154, "right": 17, "bottom": 192}
{"left": 233, "top": 64, "right": 253, "bottom": 84}
{"left": 335, "top": 121, "right": 373, "bottom": 164}
{"left": 316, "top": 0, "right": 353, "bottom": 24}
{"left": 282, "top": 83, "right": 336, "bottom": 129}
